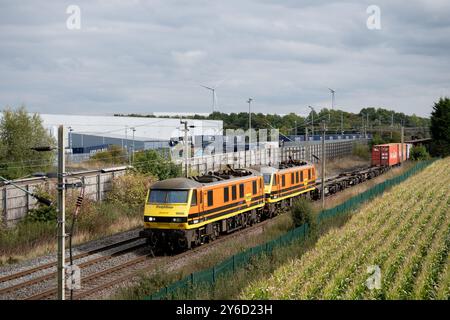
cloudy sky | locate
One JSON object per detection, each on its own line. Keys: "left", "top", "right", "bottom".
{"left": 1, "top": 1, "right": 449, "bottom": 117}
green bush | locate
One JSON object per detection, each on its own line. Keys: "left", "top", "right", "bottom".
{"left": 291, "top": 197, "right": 316, "bottom": 230}
{"left": 369, "top": 133, "right": 386, "bottom": 149}
{"left": 352, "top": 143, "right": 370, "bottom": 160}
{"left": 25, "top": 205, "right": 57, "bottom": 223}
{"left": 410, "top": 145, "right": 431, "bottom": 161}
{"left": 90, "top": 145, "right": 127, "bottom": 164}
{"left": 106, "top": 173, "right": 154, "bottom": 210}
{"left": 133, "top": 149, "right": 181, "bottom": 180}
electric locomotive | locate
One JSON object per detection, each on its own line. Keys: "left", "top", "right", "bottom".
{"left": 139, "top": 167, "right": 265, "bottom": 251}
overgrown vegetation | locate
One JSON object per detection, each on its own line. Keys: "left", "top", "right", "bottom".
{"left": 410, "top": 145, "right": 431, "bottom": 161}
{"left": 352, "top": 143, "right": 370, "bottom": 160}
{"left": 368, "top": 132, "right": 402, "bottom": 149}
{"left": 0, "top": 173, "right": 154, "bottom": 264}
{"left": 132, "top": 149, "right": 181, "bottom": 180}
{"left": 0, "top": 106, "right": 55, "bottom": 179}
{"left": 90, "top": 145, "right": 127, "bottom": 165}
{"left": 106, "top": 173, "right": 154, "bottom": 209}
{"left": 291, "top": 198, "right": 316, "bottom": 230}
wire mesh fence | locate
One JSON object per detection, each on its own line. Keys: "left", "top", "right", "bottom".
{"left": 145, "top": 160, "right": 435, "bottom": 300}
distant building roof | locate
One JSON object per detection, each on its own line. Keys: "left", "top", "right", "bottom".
{"left": 38, "top": 113, "right": 223, "bottom": 141}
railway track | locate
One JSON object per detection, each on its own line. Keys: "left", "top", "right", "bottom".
{"left": 0, "top": 236, "right": 145, "bottom": 299}
{"left": 26, "top": 217, "right": 276, "bottom": 300}
{"left": 1, "top": 164, "right": 394, "bottom": 300}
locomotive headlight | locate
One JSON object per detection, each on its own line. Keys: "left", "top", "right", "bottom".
{"left": 146, "top": 217, "right": 156, "bottom": 222}
{"left": 172, "top": 217, "right": 183, "bottom": 223}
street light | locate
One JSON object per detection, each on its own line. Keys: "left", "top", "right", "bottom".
{"left": 130, "top": 127, "right": 136, "bottom": 164}
{"left": 180, "top": 120, "right": 195, "bottom": 177}
{"left": 68, "top": 127, "right": 74, "bottom": 149}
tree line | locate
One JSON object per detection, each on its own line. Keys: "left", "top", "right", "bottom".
{"left": 115, "top": 106, "right": 430, "bottom": 136}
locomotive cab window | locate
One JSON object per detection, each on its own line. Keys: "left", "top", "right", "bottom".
{"left": 148, "top": 190, "right": 189, "bottom": 204}
{"left": 308, "top": 169, "right": 311, "bottom": 180}
{"left": 191, "top": 191, "right": 197, "bottom": 206}
{"left": 263, "top": 174, "right": 271, "bottom": 185}
{"left": 252, "top": 181, "right": 257, "bottom": 195}
{"left": 296, "top": 171, "right": 299, "bottom": 183}
{"left": 291, "top": 172, "right": 294, "bottom": 184}
{"left": 272, "top": 175, "right": 277, "bottom": 186}
{"left": 282, "top": 175, "right": 286, "bottom": 187}
{"left": 207, "top": 190, "right": 213, "bottom": 206}
{"left": 300, "top": 171, "right": 304, "bottom": 182}
{"left": 232, "top": 185, "right": 237, "bottom": 200}
{"left": 239, "top": 184, "right": 244, "bottom": 198}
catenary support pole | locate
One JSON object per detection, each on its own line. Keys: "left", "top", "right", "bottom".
{"left": 57, "top": 125, "right": 66, "bottom": 300}
{"left": 321, "top": 121, "right": 326, "bottom": 209}
{"left": 401, "top": 126, "right": 405, "bottom": 164}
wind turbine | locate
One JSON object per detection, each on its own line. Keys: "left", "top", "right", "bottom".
{"left": 328, "top": 88, "right": 335, "bottom": 110}
{"left": 328, "top": 88, "right": 335, "bottom": 122}
{"left": 200, "top": 85, "right": 218, "bottom": 113}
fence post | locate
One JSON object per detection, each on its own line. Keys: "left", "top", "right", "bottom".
{"left": 2, "top": 187, "right": 7, "bottom": 227}
{"left": 25, "top": 184, "right": 30, "bottom": 213}
{"left": 97, "top": 174, "right": 101, "bottom": 201}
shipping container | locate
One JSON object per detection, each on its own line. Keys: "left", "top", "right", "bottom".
{"left": 371, "top": 143, "right": 412, "bottom": 167}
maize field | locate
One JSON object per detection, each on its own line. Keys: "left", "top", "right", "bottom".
{"left": 242, "top": 158, "right": 450, "bottom": 300}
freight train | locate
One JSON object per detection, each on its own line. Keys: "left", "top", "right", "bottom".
{"left": 140, "top": 143, "right": 410, "bottom": 252}
{"left": 139, "top": 160, "right": 316, "bottom": 251}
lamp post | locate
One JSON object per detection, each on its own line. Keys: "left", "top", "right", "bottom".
{"left": 180, "top": 120, "right": 195, "bottom": 177}
{"left": 68, "top": 127, "right": 74, "bottom": 149}
{"left": 130, "top": 127, "right": 136, "bottom": 165}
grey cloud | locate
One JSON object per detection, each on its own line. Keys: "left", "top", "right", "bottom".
{"left": 0, "top": 0, "right": 449, "bottom": 117}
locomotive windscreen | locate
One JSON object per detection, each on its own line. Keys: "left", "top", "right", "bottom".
{"left": 148, "top": 189, "right": 189, "bottom": 204}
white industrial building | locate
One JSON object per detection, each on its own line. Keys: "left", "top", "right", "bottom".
{"left": 39, "top": 114, "right": 223, "bottom": 153}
